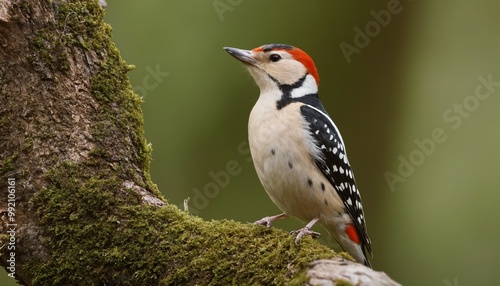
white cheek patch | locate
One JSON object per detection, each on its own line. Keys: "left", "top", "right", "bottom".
{"left": 267, "top": 57, "right": 309, "bottom": 86}
{"left": 291, "top": 74, "right": 318, "bottom": 98}
{"left": 248, "top": 67, "right": 278, "bottom": 93}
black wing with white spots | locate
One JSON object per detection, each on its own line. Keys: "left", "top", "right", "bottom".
{"left": 300, "top": 103, "right": 372, "bottom": 254}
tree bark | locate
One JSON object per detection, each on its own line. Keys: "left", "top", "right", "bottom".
{"left": 0, "top": 1, "right": 400, "bottom": 285}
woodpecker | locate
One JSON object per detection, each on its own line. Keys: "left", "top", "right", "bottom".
{"left": 224, "top": 44, "right": 372, "bottom": 267}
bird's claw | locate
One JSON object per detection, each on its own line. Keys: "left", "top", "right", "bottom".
{"left": 254, "top": 217, "right": 274, "bottom": 228}
{"left": 254, "top": 213, "right": 287, "bottom": 228}
{"left": 291, "top": 227, "right": 321, "bottom": 244}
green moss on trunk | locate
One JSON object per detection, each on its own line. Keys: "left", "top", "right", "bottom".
{"left": 29, "top": 162, "right": 339, "bottom": 285}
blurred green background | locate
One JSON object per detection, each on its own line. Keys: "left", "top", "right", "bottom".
{"left": 3, "top": 0, "right": 500, "bottom": 285}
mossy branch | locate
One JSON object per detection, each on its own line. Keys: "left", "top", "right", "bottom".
{"left": 0, "top": 0, "right": 399, "bottom": 285}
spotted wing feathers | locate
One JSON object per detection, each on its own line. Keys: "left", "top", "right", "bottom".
{"left": 300, "top": 104, "right": 372, "bottom": 254}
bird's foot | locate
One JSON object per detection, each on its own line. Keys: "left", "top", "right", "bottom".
{"left": 291, "top": 217, "right": 321, "bottom": 243}
{"left": 291, "top": 227, "right": 321, "bottom": 243}
{"left": 254, "top": 213, "right": 287, "bottom": 228}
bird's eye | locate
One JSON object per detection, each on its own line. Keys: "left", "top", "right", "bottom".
{"left": 269, "top": 54, "right": 282, "bottom": 62}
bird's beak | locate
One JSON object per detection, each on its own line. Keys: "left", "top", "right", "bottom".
{"left": 224, "top": 47, "right": 257, "bottom": 66}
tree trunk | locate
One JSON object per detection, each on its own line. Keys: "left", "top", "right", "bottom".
{"left": 0, "top": 1, "right": 400, "bottom": 285}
